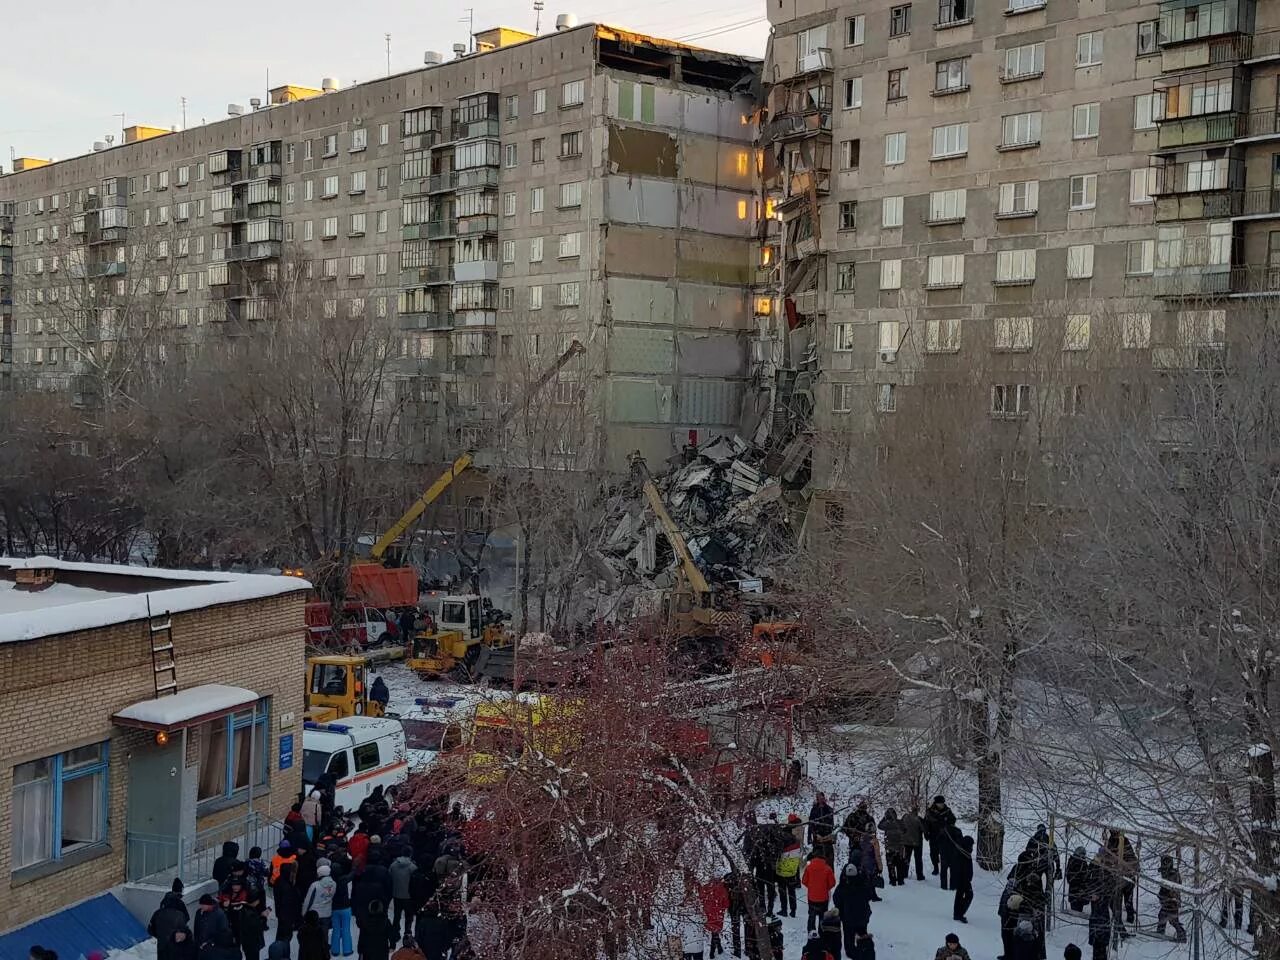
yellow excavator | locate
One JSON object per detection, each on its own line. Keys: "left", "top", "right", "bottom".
{"left": 628, "top": 452, "right": 748, "bottom": 645}
{"left": 366, "top": 340, "right": 586, "bottom": 678}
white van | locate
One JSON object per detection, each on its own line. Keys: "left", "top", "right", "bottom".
{"left": 301, "top": 716, "right": 408, "bottom": 813}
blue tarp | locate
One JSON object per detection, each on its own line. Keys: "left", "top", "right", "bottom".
{"left": 0, "top": 893, "right": 148, "bottom": 960}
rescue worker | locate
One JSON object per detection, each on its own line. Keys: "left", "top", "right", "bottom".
{"left": 878, "top": 809, "right": 906, "bottom": 886}
{"left": 1066, "top": 847, "right": 1092, "bottom": 913}
{"left": 775, "top": 829, "right": 804, "bottom": 918}
{"left": 901, "top": 807, "right": 925, "bottom": 882}
{"left": 809, "top": 792, "right": 837, "bottom": 867}
{"left": 1157, "top": 855, "right": 1187, "bottom": 941}
{"left": 924, "top": 797, "right": 957, "bottom": 884}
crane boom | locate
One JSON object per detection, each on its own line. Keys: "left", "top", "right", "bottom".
{"left": 628, "top": 451, "right": 713, "bottom": 599}
{"left": 370, "top": 340, "right": 586, "bottom": 560}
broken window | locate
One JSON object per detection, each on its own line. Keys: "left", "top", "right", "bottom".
{"left": 839, "top": 201, "right": 857, "bottom": 231}
{"left": 890, "top": 5, "right": 912, "bottom": 37}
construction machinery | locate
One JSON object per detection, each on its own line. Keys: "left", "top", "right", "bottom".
{"left": 406, "top": 593, "right": 513, "bottom": 678}
{"left": 305, "top": 655, "right": 387, "bottom": 721}
{"left": 629, "top": 452, "right": 748, "bottom": 645}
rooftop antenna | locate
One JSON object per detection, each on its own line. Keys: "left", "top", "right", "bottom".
{"left": 114, "top": 113, "right": 126, "bottom": 141}
{"left": 534, "top": 0, "right": 545, "bottom": 33}
{"left": 461, "top": 8, "right": 475, "bottom": 51}
{"left": 386, "top": 33, "right": 392, "bottom": 75}
{"left": 180, "top": 96, "right": 187, "bottom": 130}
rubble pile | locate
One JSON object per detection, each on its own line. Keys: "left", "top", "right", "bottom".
{"left": 592, "top": 436, "right": 798, "bottom": 617}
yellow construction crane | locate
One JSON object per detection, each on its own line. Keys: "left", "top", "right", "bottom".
{"left": 370, "top": 339, "right": 586, "bottom": 563}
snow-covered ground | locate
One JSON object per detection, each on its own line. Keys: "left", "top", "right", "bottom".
{"left": 114, "top": 670, "right": 1232, "bottom": 960}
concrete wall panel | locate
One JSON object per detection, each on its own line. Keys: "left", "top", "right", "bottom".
{"left": 608, "top": 277, "right": 676, "bottom": 325}
{"left": 674, "top": 282, "right": 749, "bottom": 330}
{"left": 608, "top": 126, "right": 679, "bottom": 178}
{"left": 677, "top": 378, "right": 742, "bottom": 424}
{"left": 609, "top": 326, "right": 676, "bottom": 374}
{"left": 677, "top": 330, "right": 747, "bottom": 377}
{"left": 605, "top": 175, "right": 679, "bottom": 227}
{"left": 605, "top": 224, "right": 677, "bottom": 276}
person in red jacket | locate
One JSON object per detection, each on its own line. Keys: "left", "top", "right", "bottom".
{"left": 348, "top": 825, "right": 371, "bottom": 872}
{"left": 699, "top": 877, "right": 730, "bottom": 958}
{"left": 802, "top": 850, "right": 838, "bottom": 934}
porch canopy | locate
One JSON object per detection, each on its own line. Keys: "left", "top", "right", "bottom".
{"left": 113, "top": 683, "right": 259, "bottom": 732}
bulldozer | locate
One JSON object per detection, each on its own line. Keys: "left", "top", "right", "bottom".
{"left": 306, "top": 655, "right": 388, "bottom": 721}
{"left": 405, "top": 594, "right": 513, "bottom": 679}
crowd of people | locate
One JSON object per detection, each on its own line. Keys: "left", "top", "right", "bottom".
{"left": 147, "top": 784, "right": 481, "bottom": 960}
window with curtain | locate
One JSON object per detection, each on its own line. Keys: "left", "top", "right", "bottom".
{"left": 11, "top": 743, "right": 108, "bottom": 871}
{"left": 197, "top": 701, "right": 269, "bottom": 805}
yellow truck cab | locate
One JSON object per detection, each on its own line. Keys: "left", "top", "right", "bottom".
{"left": 306, "top": 655, "right": 386, "bottom": 721}
{"left": 407, "top": 594, "right": 510, "bottom": 678}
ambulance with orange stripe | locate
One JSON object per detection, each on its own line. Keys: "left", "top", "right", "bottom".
{"left": 301, "top": 716, "right": 409, "bottom": 813}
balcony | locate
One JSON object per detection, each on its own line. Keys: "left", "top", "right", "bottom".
{"left": 232, "top": 201, "right": 282, "bottom": 222}
{"left": 226, "top": 240, "right": 282, "bottom": 262}
{"left": 1229, "top": 265, "right": 1280, "bottom": 295}
{"left": 225, "top": 299, "right": 277, "bottom": 323}
{"left": 86, "top": 226, "right": 129, "bottom": 245}
{"left": 398, "top": 310, "right": 455, "bottom": 330}
{"left": 1236, "top": 109, "right": 1280, "bottom": 142}
{"left": 427, "top": 172, "right": 457, "bottom": 194}
{"left": 88, "top": 262, "right": 127, "bottom": 278}
{"left": 453, "top": 259, "right": 498, "bottom": 283}
{"left": 456, "top": 215, "right": 498, "bottom": 236}
{"left": 1235, "top": 188, "right": 1280, "bottom": 219}
{"left": 1160, "top": 35, "right": 1252, "bottom": 71}
{"left": 456, "top": 167, "right": 499, "bottom": 190}
{"left": 793, "top": 47, "right": 833, "bottom": 78}
{"left": 453, "top": 117, "right": 501, "bottom": 141}
{"left": 402, "top": 131, "right": 443, "bottom": 151}
{"left": 1156, "top": 113, "right": 1241, "bottom": 149}
{"left": 1150, "top": 268, "right": 1231, "bottom": 297}
{"left": 401, "top": 265, "right": 452, "bottom": 285}
{"left": 1155, "top": 190, "right": 1242, "bottom": 220}
{"left": 1249, "top": 30, "right": 1280, "bottom": 63}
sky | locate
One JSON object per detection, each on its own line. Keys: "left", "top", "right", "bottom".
{"left": 0, "top": 0, "right": 769, "bottom": 167}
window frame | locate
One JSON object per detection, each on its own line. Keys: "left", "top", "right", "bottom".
{"left": 1073, "top": 102, "right": 1101, "bottom": 140}
{"left": 1075, "top": 31, "right": 1104, "bottom": 67}
{"left": 1069, "top": 173, "right": 1098, "bottom": 210}
{"left": 11, "top": 743, "right": 110, "bottom": 874}
{"left": 195, "top": 701, "right": 270, "bottom": 809}
{"left": 889, "top": 4, "right": 912, "bottom": 37}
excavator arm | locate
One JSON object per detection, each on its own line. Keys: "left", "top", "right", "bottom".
{"left": 370, "top": 340, "right": 586, "bottom": 562}
{"left": 628, "top": 451, "right": 713, "bottom": 600}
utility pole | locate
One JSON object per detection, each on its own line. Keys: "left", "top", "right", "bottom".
{"left": 385, "top": 33, "right": 392, "bottom": 76}
{"left": 114, "top": 113, "right": 126, "bottom": 142}
{"left": 533, "top": 0, "right": 545, "bottom": 33}
{"left": 180, "top": 97, "right": 187, "bottom": 130}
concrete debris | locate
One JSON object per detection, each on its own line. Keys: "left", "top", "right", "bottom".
{"left": 588, "top": 434, "right": 798, "bottom": 618}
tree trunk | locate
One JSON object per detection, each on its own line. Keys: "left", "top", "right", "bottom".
{"left": 976, "top": 750, "right": 1005, "bottom": 870}
{"left": 518, "top": 519, "right": 532, "bottom": 635}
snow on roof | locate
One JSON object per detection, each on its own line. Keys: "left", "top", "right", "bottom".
{"left": 113, "top": 683, "right": 260, "bottom": 730}
{"left": 0, "top": 556, "right": 311, "bottom": 644}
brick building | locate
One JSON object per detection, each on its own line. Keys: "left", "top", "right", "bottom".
{"left": 0, "top": 556, "right": 308, "bottom": 932}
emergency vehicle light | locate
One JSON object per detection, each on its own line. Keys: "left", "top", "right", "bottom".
{"left": 304, "top": 721, "right": 352, "bottom": 733}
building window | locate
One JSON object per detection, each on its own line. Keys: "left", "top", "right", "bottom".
{"left": 1067, "top": 244, "right": 1094, "bottom": 278}
{"left": 991, "top": 384, "right": 1033, "bottom": 417}
{"left": 1122, "top": 312, "right": 1152, "bottom": 347}
{"left": 998, "top": 180, "right": 1038, "bottom": 216}
{"left": 378, "top": 123, "right": 390, "bottom": 145}
{"left": 927, "top": 254, "right": 965, "bottom": 288}
{"left": 349, "top": 255, "right": 366, "bottom": 277}
{"left": 836, "top": 262, "right": 856, "bottom": 291}
{"left": 1007, "top": 0, "right": 1044, "bottom": 11}
{"left": 195, "top": 702, "right": 269, "bottom": 804}
{"left": 996, "top": 249, "right": 1037, "bottom": 284}
{"left": 928, "top": 188, "right": 966, "bottom": 222}
{"left": 833, "top": 322, "right": 855, "bottom": 351}
{"left": 350, "top": 213, "right": 366, "bottom": 236}
{"left": 1178, "top": 308, "right": 1226, "bottom": 345}
{"left": 533, "top": 88, "right": 547, "bottom": 114}
{"left": 935, "top": 57, "right": 969, "bottom": 93}
{"left": 377, "top": 210, "right": 389, "bottom": 233}
{"left": 322, "top": 175, "right": 338, "bottom": 198}
{"left": 878, "top": 319, "right": 901, "bottom": 352}
{"left": 504, "top": 144, "right": 518, "bottom": 168}
{"left": 841, "top": 139, "right": 861, "bottom": 169}
{"left": 1064, "top": 314, "right": 1090, "bottom": 351}
{"left": 1069, "top": 174, "right": 1098, "bottom": 210}
{"left": 377, "top": 167, "right": 389, "bottom": 190}
{"left": 560, "top": 132, "right": 582, "bottom": 158}
{"left": 562, "top": 79, "right": 585, "bottom": 107}
{"left": 531, "top": 138, "right": 545, "bottom": 164}
{"left": 11, "top": 743, "right": 109, "bottom": 872}
{"left": 926, "top": 317, "right": 961, "bottom": 352}
{"left": 846, "top": 14, "right": 866, "bottom": 45}
{"left": 1001, "top": 111, "right": 1042, "bottom": 148}
{"left": 349, "top": 171, "right": 367, "bottom": 195}
{"left": 558, "top": 232, "right": 582, "bottom": 258}
{"left": 877, "top": 383, "right": 897, "bottom": 413}
{"left": 531, "top": 187, "right": 545, "bottom": 214}
{"left": 832, "top": 382, "right": 855, "bottom": 413}
{"left": 177, "top": 166, "right": 190, "bottom": 186}
{"left": 843, "top": 77, "right": 863, "bottom": 109}
{"left": 1073, "top": 103, "right": 1100, "bottom": 140}
{"left": 559, "top": 281, "right": 581, "bottom": 306}
{"left": 559, "top": 181, "right": 583, "bottom": 208}
{"left": 931, "top": 123, "right": 968, "bottom": 159}
{"left": 890, "top": 4, "right": 912, "bottom": 36}
{"left": 503, "top": 192, "right": 517, "bottom": 218}
{"left": 880, "top": 260, "right": 902, "bottom": 291}
{"left": 884, "top": 132, "right": 906, "bottom": 166}
{"left": 1137, "top": 20, "right": 1159, "bottom": 57}
{"left": 502, "top": 240, "right": 516, "bottom": 264}
{"left": 506, "top": 94, "right": 519, "bottom": 119}
{"left": 887, "top": 68, "right": 907, "bottom": 101}
{"left": 882, "top": 196, "right": 904, "bottom": 228}
{"left": 1133, "top": 94, "right": 1157, "bottom": 131}
{"left": 995, "top": 318, "right": 1034, "bottom": 351}
{"left": 1075, "top": 31, "right": 1104, "bottom": 67}
{"left": 1130, "top": 167, "right": 1156, "bottom": 204}
{"left": 351, "top": 128, "right": 367, "bottom": 152}
{"left": 1003, "top": 43, "right": 1044, "bottom": 81}
{"left": 530, "top": 237, "right": 544, "bottom": 262}
{"left": 937, "top": 0, "right": 971, "bottom": 24}
{"left": 839, "top": 201, "right": 857, "bottom": 231}
{"left": 322, "top": 217, "right": 338, "bottom": 239}
{"left": 1127, "top": 240, "right": 1154, "bottom": 275}
{"left": 323, "top": 299, "right": 338, "bottom": 318}
{"left": 529, "top": 285, "right": 543, "bottom": 310}
{"left": 323, "top": 134, "right": 338, "bottom": 157}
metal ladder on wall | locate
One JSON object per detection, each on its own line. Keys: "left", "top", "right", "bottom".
{"left": 148, "top": 599, "right": 178, "bottom": 697}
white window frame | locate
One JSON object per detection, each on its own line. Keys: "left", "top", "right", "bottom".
{"left": 996, "top": 249, "right": 1037, "bottom": 284}
{"left": 998, "top": 180, "right": 1039, "bottom": 216}
{"left": 928, "top": 188, "right": 966, "bottom": 222}
{"left": 843, "top": 76, "right": 863, "bottom": 109}
{"left": 879, "top": 259, "right": 902, "bottom": 290}
{"left": 884, "top": 132, "right": 907, "bottom": 166}
{"left": 882, "top": 196, "right": 904, "bottom": 228}
{"left": 1064, "top": 314, "right": 1091, "bottom": 351}
{"left": 1069, "top": 174, "right": 1098, "bottom": 210}
{"left": 995, "top": 316, "right": 1034, "bottom": 351}
{"left": 1001, "top": 111, "right": 1042, "bottom": 148}
{"left": 846, "top": 14, "right": 866, "bottom": 45}
{"left": 1075, "top": 31, "right": 1104, "bottom": 67}
{"left": 927, "top": 253, "right": 965, "bottom": 288}
{"left": 1073, "top": 102, "right": 1100, "bottom": 140}
{"left": 931, "top": 123, "right": 968, "bottom": 159}
{"left": 1066, "top": 244, "right": 1094, "bottom": 279}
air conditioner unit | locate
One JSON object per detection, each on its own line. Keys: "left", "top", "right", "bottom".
{"left": 879, "top": 349, "right": 897, "bottom": 363}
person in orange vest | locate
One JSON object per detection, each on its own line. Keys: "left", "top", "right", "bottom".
{"left": 802, "top": 850, "right": 838, "bottom": 934}
{"left": 270, "top": 840, "right": 297, "bottom": 886}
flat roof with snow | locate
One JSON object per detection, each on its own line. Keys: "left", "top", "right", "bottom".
{"left": 0, "top": 556, "right": 311, "bottom": 644}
